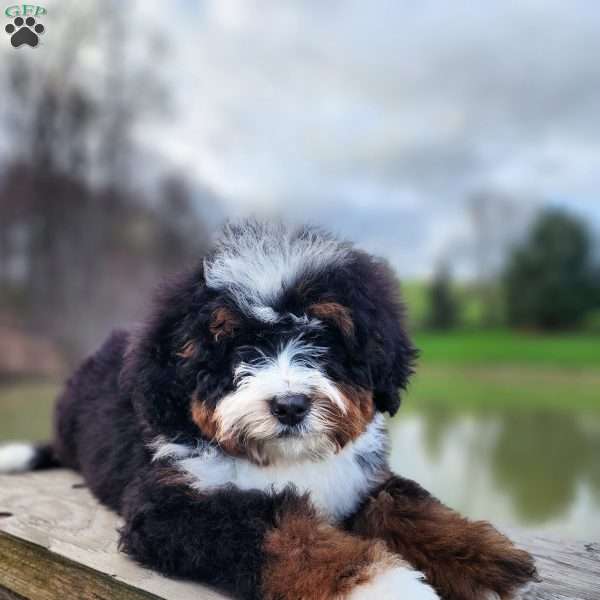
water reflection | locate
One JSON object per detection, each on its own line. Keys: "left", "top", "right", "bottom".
{"left": 388, "top": 409, "right": 600, "bottom": 538}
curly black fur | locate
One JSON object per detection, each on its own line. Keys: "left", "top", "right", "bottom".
{"left": 1, "top": 221, "right": 536, "bottom": 600}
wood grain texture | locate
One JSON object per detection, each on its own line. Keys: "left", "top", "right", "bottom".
{"left": 0, "top": 471, "right": 598, "bottom": 600}
{"left": 0, "top": 471, "right": 227, "bottom": 600}
{"left": 0, "top": 533, "right": 161, "bottom": 600}
{"left": 508, "top": 530, "right": 600, "bottom": 600}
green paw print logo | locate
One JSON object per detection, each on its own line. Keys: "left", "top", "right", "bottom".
{"left": 4, "top": 4, "right": 46, "bottom": 48}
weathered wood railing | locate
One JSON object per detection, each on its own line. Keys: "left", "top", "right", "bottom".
{"left": 0, "top": 471, "right": 598, "bottom": 600}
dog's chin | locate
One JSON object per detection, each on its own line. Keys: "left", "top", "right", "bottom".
{"left": 247, "top": 432, "right": 338, "bottom": 464}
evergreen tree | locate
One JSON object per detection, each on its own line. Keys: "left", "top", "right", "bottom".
{"left": 427, "top": 263, "right": 459, "bottom": 330}
{"left": 504, "top": 209, "right": 597, "bottom": 329}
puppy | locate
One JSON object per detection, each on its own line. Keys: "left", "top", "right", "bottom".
{"left": 0, "top": 221, "right": 536, "bottom": 600}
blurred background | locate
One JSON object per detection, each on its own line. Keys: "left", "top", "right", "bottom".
{"left": 1, "top": 1, "right": 599, "bottom": 538}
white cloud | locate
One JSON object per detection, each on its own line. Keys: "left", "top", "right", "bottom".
{"left": 3, "top": 0, "right": 600, "bottom": 276}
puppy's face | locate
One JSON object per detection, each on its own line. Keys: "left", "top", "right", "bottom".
{"left": 129, "top": 222, "right": 416, "bottom": 465}
{"left": 186, "top": 298, "right": 374, "bottom": 463}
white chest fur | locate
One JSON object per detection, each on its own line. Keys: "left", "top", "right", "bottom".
{"left": 154, "top": 415, "right": 389, "bottom": 522}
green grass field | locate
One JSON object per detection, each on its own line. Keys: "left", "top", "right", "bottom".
{"left": 414, "top": 330, "right": 600, "bottom": 367}
{"left": 408, "top": 363, "right": 600, "bottom": 412}
{"left": 406, "top": 330, "right": 600, "bottom": 412}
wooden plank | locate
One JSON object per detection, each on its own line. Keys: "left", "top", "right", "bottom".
{"left": 0, "top": 471, "right": 227, "bottom": 600}
{"left": 0, "top": 470, "right": 598, "bottom": 600}
{"left": 509, "top": 531, "right": 600, "bottom": 600}
{"left": 0, "top": 532, "right": 162, "bottom": 600}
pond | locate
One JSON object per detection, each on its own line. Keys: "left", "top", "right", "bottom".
{"left": 389, "top": 408, "right": 600, "bottom": 539}
{"left": 1, "top": 382, "right": 599, "bottom": 539}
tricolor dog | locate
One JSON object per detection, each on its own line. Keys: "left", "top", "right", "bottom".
{"left": 0, "top": 221, "right": 536, "bottom": 600}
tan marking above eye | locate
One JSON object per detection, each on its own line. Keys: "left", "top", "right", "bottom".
{"left": 308, "top": 301, "right": 354, "bottom": 337}
{"left": 209, "top": 306, "right": 240, "bottom": 341}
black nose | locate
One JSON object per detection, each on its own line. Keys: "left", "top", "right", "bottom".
{"left": 270, "top": 394, "right": 311, "bottom": 426}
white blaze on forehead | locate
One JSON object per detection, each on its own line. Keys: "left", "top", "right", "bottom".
{"left": 214, "top": 337, "right": 346, "bottom": 440}
{"left": 204, "top": 221, "right": 350, "bottom": 319}
{"left": 235, "top": 337, "right": 344, "bottom": 409}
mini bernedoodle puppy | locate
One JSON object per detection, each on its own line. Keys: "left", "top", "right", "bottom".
{"left": 0, "top": 221, "right": 536, "bottom": 600}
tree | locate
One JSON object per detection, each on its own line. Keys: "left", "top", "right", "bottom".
{"left": 0, "top": 2, "right": 215, "bottom": 363}
{"left": 427, "top": 262, "right": 459, "bottom": 330}
{"left": 503, "top": 209, "right": 597, "bottom": 330}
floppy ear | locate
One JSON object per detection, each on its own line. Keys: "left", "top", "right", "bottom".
{"left": 359, "top": 259, "right": 417, "bottom": 416}
{"left": 371, "top": 324, "right": 417, "bottom": 416}
{"left": 119, "top": 266, "right": 217, "bottom": 439}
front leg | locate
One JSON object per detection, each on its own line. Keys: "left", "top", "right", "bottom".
{"left": 119, "top": 467, "right": 439, "bottom": 600}
{"left": 346, "top": 475, "right": 537, "bottom": 600}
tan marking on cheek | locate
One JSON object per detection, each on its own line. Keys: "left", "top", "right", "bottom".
{"left": 209, "top": 306, "right": 240, "bottom": 341}
{"left": 308, "top": 301, "right": 354, "bottom": 337}
{"left": 340, "top": 384, "right": 375, "bottom": 419}
{"left": 190, "top": 400, "right": 219, "bottom": 439}
{"left": 322, "top": 385, "right": 375, "bottom": 449}
{"left": 191, "top": 397, "right": 256, "bottom": 460}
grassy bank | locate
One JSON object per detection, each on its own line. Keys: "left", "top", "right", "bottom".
{"left": 407, "top": 330, "right": 600, "bottom": 412}
{"left": 407, "top": 363, "right": 600, "bottom": 412}
{"left": 414, "top": 330, "right": 600, "bottom": 367}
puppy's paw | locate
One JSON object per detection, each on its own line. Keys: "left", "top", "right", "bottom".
{"left": 441, "top": 534, "right": 538, "bottom": 600}
{"left": 346, "top": 565, "right": 440, "bottom": 600}
{"left": 477, "top": 541, "right": 538, "bottom": 600}
{"left": 481, "top": 577, "right": 538, "bottom": 600}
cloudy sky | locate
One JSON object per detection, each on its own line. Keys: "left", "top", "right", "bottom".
{"left": 5, "top": 1, "right": 600, "bottom": 277}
